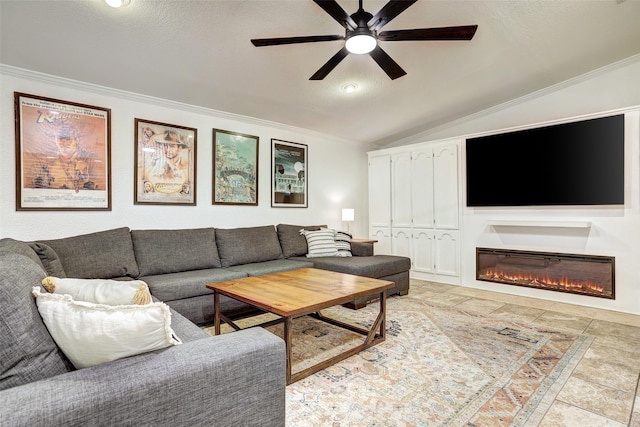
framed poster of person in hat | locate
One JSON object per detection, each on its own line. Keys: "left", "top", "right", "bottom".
{"left": 14, "top": 92, "right": 112, "bottom": 210}
{"left": 134, "top": 118, "right": 197, "bottom": 205}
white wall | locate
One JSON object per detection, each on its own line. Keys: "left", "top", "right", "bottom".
{"left": 383, "top": 54, "right": 640, "bottom": 315}
{"left": 0, "top": 66, "right": 369, "bottom": 240}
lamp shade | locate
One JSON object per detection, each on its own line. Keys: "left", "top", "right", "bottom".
{"left": 341, "top": 208, "right": 355, "bottom": 222}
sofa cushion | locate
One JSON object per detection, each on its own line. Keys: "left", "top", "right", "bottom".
{"left": 141, "top": 268, "right": 248, "bottom": 302}
{"left": 334, "top": 230, "right": 352, "bottom": 257}
{"left": 38, "top": 227, "right": 139, "bottom": 279}
{"left": 301, "top": 228, "right": 339, "bottom": 257}
{"left": 28, "top": 242, "right": 66, "bottom": 277}
{"left": 131, "top": 228, "right": 221, "bottom": 276}
{"left": 292, "top": 255, "right": 411, "bottom": 278}
{"left": 0, "top": 238, "right": 45, "bottom": 269}
{"left": 0, "top": 254, "right": 69, "bottom": 391}
{"left": 276, "top": 224, "right": 325, "bottom": 258}
{"left": 42, "top": 276, "right": 152, "bottom": 305}
{"left": 216, "top": 226, "right": 283, "bottom": 267}
{"left": 32, "top": 287, "right": 182, "bottom": 369}
{"left": 227, "top": 259, "right": 314, "bottom": 276}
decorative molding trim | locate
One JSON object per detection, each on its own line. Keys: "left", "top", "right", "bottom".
{"left": 0, "top": 64, "right": 355, "bottom": 146}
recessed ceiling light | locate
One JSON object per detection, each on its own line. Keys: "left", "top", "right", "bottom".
{"left": 105, "top": 0, "right": 130, "bottom": 8}
{"left": 341, "top": 83, "right": 358, "bottom": 94}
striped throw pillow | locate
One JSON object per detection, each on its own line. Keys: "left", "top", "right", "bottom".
{"left": 300, "top": 229, "right": 338, "bottom": 258}
{"left": 334, "top": 230, "right": 352, "bottom": 257}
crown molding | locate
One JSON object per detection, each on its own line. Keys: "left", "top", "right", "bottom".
{"left": 0, "top": 64, "right": 355, "bottom": 147}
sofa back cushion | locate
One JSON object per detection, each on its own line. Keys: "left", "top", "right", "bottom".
{"left": 216, "top": 226, "right": 282, "bottom": 267}
{"left": 0, "top": 238, "right": 45, "bottom": 268}
{"left": 276, "top": 224, "right": 326, "bottom": 258}
{"left": 0, "top": 254, "right": 70, "bottom": 391}
{"left": 38, "top": 227, "right": 139, "bottom": 279}
{"left": 131, "top": 228, "right": 221, "bottom": 276}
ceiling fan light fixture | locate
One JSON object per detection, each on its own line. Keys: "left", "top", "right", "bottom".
{"left": 345, "top": 30, "right": 377, "bottom": 54}
{"left": 105, "top": 0, "right": 130, "bottom": 8}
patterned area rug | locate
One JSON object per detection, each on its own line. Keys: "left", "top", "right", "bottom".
{"left": 204, "top": 296, "right": 593, "bottom": 426}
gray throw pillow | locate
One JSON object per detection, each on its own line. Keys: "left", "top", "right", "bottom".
{"left": 28, "top": 242, "right": 66, "bottom": 277}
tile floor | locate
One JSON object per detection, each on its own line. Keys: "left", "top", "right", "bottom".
{"left": 408, "top": 278, "right": 640, "bottom": 427}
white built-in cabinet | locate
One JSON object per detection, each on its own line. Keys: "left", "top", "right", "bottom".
{"left": 368, "top": 139, "right": 461, "bottom": 284}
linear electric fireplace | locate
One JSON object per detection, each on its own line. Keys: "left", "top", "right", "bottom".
{"left": 476, "top": 248, "right": 615, "bottom": 299}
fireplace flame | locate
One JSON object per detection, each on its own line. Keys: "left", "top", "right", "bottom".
{"left": 481, "top": 269, "right": 606, "bottom": 295}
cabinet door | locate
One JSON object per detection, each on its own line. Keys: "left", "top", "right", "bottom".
{"left": 412, "top": 229, "right": 434, "bottom": 273}
{"left": 391, "top": 152, "right": 412, "bottom": 228}
{"left": 411, "top": 147, "right": 434, "bottom": 229}
{"left": 434, "top": 230, "right": 459, "bottom": 277}
{"left": 370, "top": 227, "right": 391, "bottom": 255}
{"left": 433, "top": 143, "right": 459, "bottom": 229}
{"left": 391, "top": 228, "right": 412, "bottom": 258}
{"left": 368, "top": 155, "right": 391, "bottom": 228}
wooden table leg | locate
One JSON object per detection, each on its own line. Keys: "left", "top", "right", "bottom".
{"left": 284, "top": 316, "right": 292, "bottom": 385}
{"left": 379, "top": 291, "right": 386, "bottom": 339}
{"left": 214, "top": 292, "right": 221, "bottom": 335}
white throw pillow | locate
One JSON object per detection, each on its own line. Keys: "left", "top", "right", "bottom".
{"left": 41, "top": 276, "right": 152, "bottom": 305}
{"left": 300, "top": 228, "right": 339, "bottom": 257}
{"left": 32, "top": 287, "right": 181, "bottom": 369}
{"left": 334, "top": 230, "right": 353, "bottom": 257}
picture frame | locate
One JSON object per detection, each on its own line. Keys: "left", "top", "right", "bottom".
{"left": 213, "top": 129, "right": 259, "bottom": 205}
{"left": 271, "top": 139, "right": 307, "bottom": 208}
{"left": 14, "top": 92, "right": 112, "bottom": 211}
{"left": 134, "top": 118, "right": 197, "bottom": 205}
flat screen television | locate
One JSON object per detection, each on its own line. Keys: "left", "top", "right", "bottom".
{"left": 465, "top": 114, "right": 625, "bottom": 207}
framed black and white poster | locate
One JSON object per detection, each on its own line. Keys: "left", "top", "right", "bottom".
{"left": 271, "top": 139, "right": 307, "bottom": 208}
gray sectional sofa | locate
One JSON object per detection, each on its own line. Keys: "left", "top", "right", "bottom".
{"left": 0, "top": 224, "right": 410, "bottom": 426}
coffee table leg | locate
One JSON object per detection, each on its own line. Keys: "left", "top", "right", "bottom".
{"left": 380, "top": 291, "right": 386, "bottom": 339}
{"left": 214, "top": 292, "right": 221, "bottom": 335}
{"left": 284, "top": 316, "right": 292, "bottom": 384}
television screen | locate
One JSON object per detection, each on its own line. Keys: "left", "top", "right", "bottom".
{"left": 465, "top": 114, "right": 625, "bottom": 207}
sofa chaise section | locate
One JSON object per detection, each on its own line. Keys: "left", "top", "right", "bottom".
{"left": 0, "top": 239, "right": 286, "bottom": 427}
{"left": 277, "top": 224, "right": 411, "bottom": 308}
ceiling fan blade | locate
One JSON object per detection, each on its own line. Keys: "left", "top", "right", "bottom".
{"left": 310, "top": 47, "right": 349, "bottom": 80}
{"left": 313, "top": 0, "right": 357, "bottom": 30}
{"left": 251, "top": 34, "right": 344, "bottom": 47}
{"left": 368, "top": 0, "right": 418, "bottom": 32}
{"left": 369, "top": 46, "right": 406, "bottom": 80}
{"left": 378, "top": 25, "right": 478, "bottom": 42}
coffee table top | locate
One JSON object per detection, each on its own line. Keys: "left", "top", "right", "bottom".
{"left": 206, "top": 268, "right": 394, "bottom": 317}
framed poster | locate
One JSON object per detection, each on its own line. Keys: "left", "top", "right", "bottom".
{"left": 213, "top": 129, "right": 259, "bottom": 205}
{"left": 134, "top": 118, "right": 197, "bottom": 205}
{"left": 14, "top": 92, "right": 111, "bottom": 211}
{"left": 271, "top": 139, "right": 307, "bottom": 208}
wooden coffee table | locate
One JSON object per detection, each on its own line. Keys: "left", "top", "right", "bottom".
{"left": 206, "top": 268, "right": 394, "bottom": 384}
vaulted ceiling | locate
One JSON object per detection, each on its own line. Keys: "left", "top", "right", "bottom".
{"left": 2, "top": 0, "right": 640, "bottom": 148}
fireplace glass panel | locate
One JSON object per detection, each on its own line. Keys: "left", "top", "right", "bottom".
{"left": 476, "top": 248, "right": 614, "bottom": 299}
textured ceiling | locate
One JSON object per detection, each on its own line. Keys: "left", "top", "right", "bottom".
{"left": 2, "top": 0, "right": 640, "bottom": 148}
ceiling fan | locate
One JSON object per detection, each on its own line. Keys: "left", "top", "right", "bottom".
{"left": 250, "top": 0, "right": 478, "bottom": 80}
